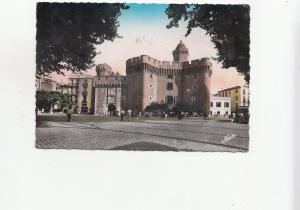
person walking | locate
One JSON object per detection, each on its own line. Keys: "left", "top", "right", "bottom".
{"left": 120, "top": 109, "right": 125, "bottom": 121}
{"left": 178, "top": 111, "right": 183, "bottom": 120}
{"left": 66, "top": 105, "right": 73, "bottom": 122}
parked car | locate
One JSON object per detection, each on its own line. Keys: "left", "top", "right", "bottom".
{"left": 234, "top": 106, "right": 249, "bottom": 124}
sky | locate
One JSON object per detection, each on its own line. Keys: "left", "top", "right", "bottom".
{"left": 51, "top": 3, "right": 246, "bottom": 94}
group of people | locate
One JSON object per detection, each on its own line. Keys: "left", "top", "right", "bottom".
{"left": 160, "top": 112, "right": 168, "bottom": 119}
{"left": 64, "top": 106, "right": 211, "bottom": 123}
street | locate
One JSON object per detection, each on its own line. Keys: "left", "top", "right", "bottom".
{"left": 36, "top": 117, "right": 249, "bottom": 152}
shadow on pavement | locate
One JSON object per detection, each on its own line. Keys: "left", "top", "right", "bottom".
{"left": 110, "top": 141, "right": 194, "bottom": 151}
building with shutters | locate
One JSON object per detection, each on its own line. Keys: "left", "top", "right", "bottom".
{"left": 210, "top": 95, "right": 231, "bottom": 116}
{"left": 216, "top": 85, "right": 250, "bottom": 112}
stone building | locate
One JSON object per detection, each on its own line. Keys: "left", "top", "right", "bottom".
{"left": 216, "top": 85, "right": 250, "bottom": 112}
{"left": 58, "top": 74, "right": 94, "bottom": 114}
{"left": 94, "top": 64, "right": 127, "bottom": 116}
{"left": 36, "top": 74, "right": 58, "bottom": 91}
{"left": 126, "top": 40, "right": 212, "bottom": 114}
{"left": 55, "top": 41, "right": 213, "bottom": 115}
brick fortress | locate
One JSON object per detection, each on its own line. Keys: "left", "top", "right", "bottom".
{"left": 126, "top": 40, "right": 212, "bottom": 114}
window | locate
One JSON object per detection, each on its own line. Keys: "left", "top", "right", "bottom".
{"left": 193, "top": 85, "right": 197, "bottom": 89}
{"left": 236, "top": 103, "right": 238, "bottom": 108}
{"left": 235, "top": 96, "right": 238, "bottom": 100}
{"left": 167, "top": 74, "right": 173, "bottom": 79}
{"left": 150, "top": 74, "right": 153, "bottom": 78}
{"left": 194, "top": 74, "right": 197, "bottom": 79}
{"left": 167, "top": 83, "right": 173, "bottom": 90}
{"left": 149, "top": 96, "right": 152, "bottom": 101}
{"left": 149, "top": 83, "right": 152, "bottom": 88}
{"left": 186, "top": 88, "right": 190, "bottom": 92}
{"left": 210, "top": 102, "right": 213, "bottom": 107}
{"left": 191, "top": 96, "right": 196, "bottom": 102}
{"left": 224, "top": 102, "right": 230, "bottom": 107}
{"left": 225, "top": 92, "right": 228, "bottom": 97}
{"left": 235, "top": 90, "right": 238, "bottom": 93}
{"left": 166, "top": 95, "right": 173, "bottom": 104}
{"left": 216, "top": 102, "right": 221, "bottom": 107}
{"left": 243, "top": 89, "right": 245, "bottom": 95}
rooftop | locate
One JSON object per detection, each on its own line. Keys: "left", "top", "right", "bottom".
{"left": 174, "top": 40, "right": 188, "bottom": 51}
{"left": 218, "top": 86, "right": 241, "bottom": 93}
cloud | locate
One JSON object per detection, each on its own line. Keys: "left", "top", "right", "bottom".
{"left": 134, "top": 35, "right": 153, "bottom": 45}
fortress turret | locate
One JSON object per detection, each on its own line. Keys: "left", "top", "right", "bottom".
{"left": 173, "top": 40, "right": 189, "bottom": 62}
{"left": 96, "top": 63, "right": 112, "bottom": 76}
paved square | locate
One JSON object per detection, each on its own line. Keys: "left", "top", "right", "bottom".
{"left": 36, "top": 117, "right": 249, "bottom": 152}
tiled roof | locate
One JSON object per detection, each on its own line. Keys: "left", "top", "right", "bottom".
{"left": 218, "top": 86, "right": 241, "bottom": 93}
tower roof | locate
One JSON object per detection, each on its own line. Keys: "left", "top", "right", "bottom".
{"left": 175, "top": 40, "right": 188, "bottom": 51}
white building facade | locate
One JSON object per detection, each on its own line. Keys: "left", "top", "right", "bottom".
{"left": 210, "top": 95, "right": 231, "bottom": 116}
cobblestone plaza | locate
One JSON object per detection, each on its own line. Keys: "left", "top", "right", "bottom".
{"left": 36, "top": 117, "right": 249, "bottom": 152}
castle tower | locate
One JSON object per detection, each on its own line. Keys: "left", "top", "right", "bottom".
{"left": 172, "top": 40, "right": 189, "bottom": 62}
{"left": 96, "top": 63, "right": 112, "bottom": 76}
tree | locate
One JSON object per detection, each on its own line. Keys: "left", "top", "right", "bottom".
{"left": 36, "top": 3, "right": 129, "bottom": 76}
{"left": 165, "top": 4, "right": 250, "bottom": 83}
{"left": 144, "top": 103, "right": 169, "bottom": 113}
{"left": 36, "top": 91, "right": 71, "bottom": 112}
{"left": 175, "top": 102, "right": 192, "bottom": 112}
{"left": 60, "top": 93, "right": 71, "bottom": 110}
{"left": 36, "top": 91, "right": 52, "bottom": 112}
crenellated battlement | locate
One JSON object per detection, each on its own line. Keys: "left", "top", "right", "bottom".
{"left": 126, "top": 55, "right": 212, "bottom": 70}
{"left": 126, "top": 55, "right": 212, "bottom": 77}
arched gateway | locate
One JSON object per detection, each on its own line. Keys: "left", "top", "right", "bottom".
{"left": 94, "top": 64, "right": 128, "bottom": 116}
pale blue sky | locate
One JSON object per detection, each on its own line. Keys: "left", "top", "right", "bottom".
{"left": 121, "top": 3, "right": 169, "bottom": 24}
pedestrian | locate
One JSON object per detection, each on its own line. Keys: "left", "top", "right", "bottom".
{"left": 127, "top": 109, "right": 132, "bottom": 121}
{"left": 120, "top": 109, "right": 125, "bottom": 121}
{"left": 66, "top": 105, "right": 72, "bottom": 122}
{"left": 178, "top": 112, "right": 183, "bottom": 120}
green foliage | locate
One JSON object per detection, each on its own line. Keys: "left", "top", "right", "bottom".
{"left": 36, "top": 91, "right": 52, "bottom": 111}
{"left": 144, "top": 103, "right": 169, "bottom": 112}
{"left": 175, "top": 102, "right": 192, "bottom": 112}
{"left": 166, "top": 4, "right": 250, "bottom": 83}
{"left": 36, "top": 91, "right": 71, "bottom": 112}
{"left": 36, "top": 3, "right": 129, "bottom": 76}
{"left": 60, "top": 93, "right": 71, "bottom": 109}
